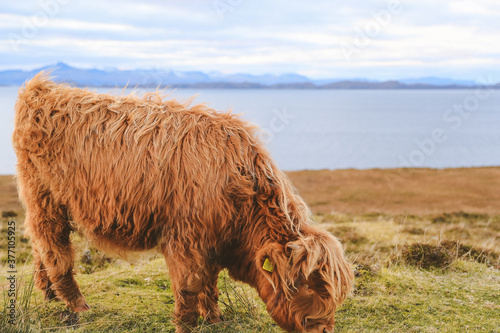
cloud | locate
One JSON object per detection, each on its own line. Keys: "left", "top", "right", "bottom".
{"left": 0, "top": 0, "right": 499, "bottom": 80}
{"left": 449, "top": 0, "right": 500, "bottom": 16}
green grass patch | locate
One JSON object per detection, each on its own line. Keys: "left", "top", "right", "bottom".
{"left": 1, "top": 212, "right": 499, "bottom": 332}
{"left": 336, "top": 261, "right": 500, "bottom": 332}
{"left": 3, "top": 258, "right": 498, "bottom": 332}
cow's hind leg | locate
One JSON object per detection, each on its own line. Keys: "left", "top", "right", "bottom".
{"left": 197, "top": 266, "right": 222, "bottom": 324}
{"left": 24, "top": 188, "right": 89, "bottom": 312}
{"left": 33, "top": 248, "right": 58, "bottom": 301}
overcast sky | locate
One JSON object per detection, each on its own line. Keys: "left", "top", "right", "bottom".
{"left": 1, "top": 0, "right": 500, "bottom": 81}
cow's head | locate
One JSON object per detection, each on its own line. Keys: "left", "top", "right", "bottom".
{"left": 255, "top": 230, "right": 353, "bottom": 332}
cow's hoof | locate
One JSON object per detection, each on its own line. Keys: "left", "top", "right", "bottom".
{"left": 74, "top": 302, "right": 91, "bottom": 312}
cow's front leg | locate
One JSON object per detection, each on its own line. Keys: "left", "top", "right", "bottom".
{"left": 162, "top": 244, "right": 216, "bottom": 333}
{"left": 197, "top": 266, "right": 222, "bottom": 324}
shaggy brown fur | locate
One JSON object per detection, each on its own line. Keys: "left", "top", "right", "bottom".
{"left": 12, "top": 72, "right": 353, "bottom": 333}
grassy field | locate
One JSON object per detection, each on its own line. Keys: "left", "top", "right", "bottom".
{"left": 1, "top": 168, "right": 499, "bottom": 332}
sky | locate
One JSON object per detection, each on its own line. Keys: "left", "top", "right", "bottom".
{"left": 1, "top": 0, "right": 500, "bottom": 81}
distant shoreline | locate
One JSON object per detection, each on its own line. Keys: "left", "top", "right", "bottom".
{"left": 66, "top": 81, "right": 500, "bottom": 90}
{"left": 2, "top": 82, "right": 500, "bottom": 90}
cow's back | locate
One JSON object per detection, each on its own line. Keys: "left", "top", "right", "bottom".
{"left": 13, "top": 73, "right": 260, "bottom": 251}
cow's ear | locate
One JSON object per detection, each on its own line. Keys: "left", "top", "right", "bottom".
{"left": 256, "top": 243, "right": 277, "bottom": 275}
{"left": 255, "top": 243, "right": 288, "bottom": 277}
{"left": 254, "top": 243, "right": 293, "bottom": 297}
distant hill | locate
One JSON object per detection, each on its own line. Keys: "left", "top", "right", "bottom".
{"left": 0, "top": 62, "right": 312, "bottom": 87}
{"left": 0, "top": 63, "right": 497, "bottom": 89}
{"left": 399, "top": 77, "right": 477, "bottom": 86}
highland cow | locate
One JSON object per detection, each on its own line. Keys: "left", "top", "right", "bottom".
{"left": 12, "top": 73, "right": 353, "bottom": 333}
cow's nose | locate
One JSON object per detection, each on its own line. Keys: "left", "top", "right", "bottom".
{"left": 317, "top": 324, "right": 334, "bottom": 333}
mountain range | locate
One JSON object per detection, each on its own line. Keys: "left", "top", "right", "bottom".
{"left": 0, "top": 63, "right": 497, "bottom": 89}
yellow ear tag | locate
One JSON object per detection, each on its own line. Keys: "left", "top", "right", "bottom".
{"left": 263, "top": 258, "right": 274, "bottom": 272}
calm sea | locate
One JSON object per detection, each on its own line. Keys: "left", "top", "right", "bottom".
{"left": 1, "top": 86, "right": 499, "bottom": 174}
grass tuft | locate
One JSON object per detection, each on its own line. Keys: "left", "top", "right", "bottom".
{"left": 398, "top": 240, "right": 499, "bottom": 270}
{"left": 398, "top": 243, "right": 454, "bottom": 269}
{"left": 1, "top": 270, "right": 40, "bottom": 333}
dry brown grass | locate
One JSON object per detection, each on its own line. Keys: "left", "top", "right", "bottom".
{"left": 287, "top": 167, "right": 500, "bottom": 215}
{"left": 0, "top": 175, "right": 22, "bottom": 214}
{"left": 319, "top": 213, "right": 500, "bottom": 269}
